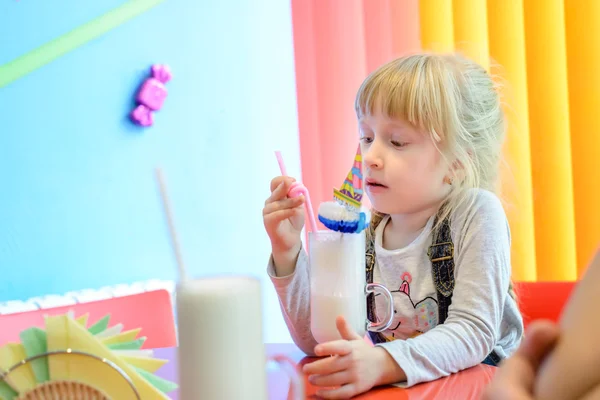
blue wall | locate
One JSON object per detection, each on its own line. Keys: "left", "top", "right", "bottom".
{"left": 0, "top": 0, "right": 301, "bottom": 343}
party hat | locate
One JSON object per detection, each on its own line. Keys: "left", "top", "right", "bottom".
{"left": 318, "top": 145, "right": 369, "bottom": 233}
{"left": 333, "top": 145, "right": 364, "bottom": 210}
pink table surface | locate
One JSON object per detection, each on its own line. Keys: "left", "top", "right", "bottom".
{"left": 154, "top": 344, "right": 496, "bottom": 399}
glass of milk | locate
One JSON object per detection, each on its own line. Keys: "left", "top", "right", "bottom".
{"left": 309, "top": 230, "right": 394, "bottom": 343}
{"left": 177, "top": 276, "right": 304, "bottom": 400}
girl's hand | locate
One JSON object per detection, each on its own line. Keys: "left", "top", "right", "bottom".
{"left": 303, "top": 316, "right": 405, "bottom": 399}
{"left": 262, "top": 176, "right": 305, "bottom": 254}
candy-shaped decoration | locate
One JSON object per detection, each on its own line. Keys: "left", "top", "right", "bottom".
{"left": 130, "top": 105, "right": 154, "bottom": 127}
{"left": 130, "top": 64, "right": 172, "bottom": 127}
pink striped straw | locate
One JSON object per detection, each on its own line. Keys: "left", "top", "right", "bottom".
{"left": 274, "top": 151, "right": 318, "bottom": 233}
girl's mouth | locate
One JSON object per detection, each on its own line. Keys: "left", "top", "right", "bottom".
{"left": 366, "top": 178, "right": 387, "bottom": 188}
{"left": 366, "top": 180, "right": 388, "bottom": 193}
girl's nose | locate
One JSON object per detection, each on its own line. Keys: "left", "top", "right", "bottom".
{"left": 363, "top": 145, "right": 383, "bottom": 169}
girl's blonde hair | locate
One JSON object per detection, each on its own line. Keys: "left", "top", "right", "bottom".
{"left": 357, "top": 52, "right": 518, "bottom": 301}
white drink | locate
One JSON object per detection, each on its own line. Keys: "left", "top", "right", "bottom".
{"left": 176, "top": 276, "right": 267, "bottom": 400}
{"left": 310, "top": 294, "right": 366, "bottom": 343}
{"left": 309, "top": 230, "right": 367, "bottom": 343}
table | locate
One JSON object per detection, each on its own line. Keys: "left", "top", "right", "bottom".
{"left": 154, "top": 344, "right": 496, "bottom": 399}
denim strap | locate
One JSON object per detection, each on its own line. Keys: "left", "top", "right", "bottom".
{"left": 428, "top": 215, "right": 455, "bottom": 324}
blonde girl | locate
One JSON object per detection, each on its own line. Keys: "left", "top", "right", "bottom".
{"left": 262, "top": 53, "right": 524, "bottom": 399}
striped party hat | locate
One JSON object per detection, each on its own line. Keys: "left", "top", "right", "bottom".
{"left": 317, "top": 144, "right": 369, "bottom": 233}
{"left": 333, "top": 144, "right": 363, "bottom": 210}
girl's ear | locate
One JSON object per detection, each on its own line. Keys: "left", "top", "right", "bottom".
{"left": 444, "top": 159, "right": 464, "bottom": 185}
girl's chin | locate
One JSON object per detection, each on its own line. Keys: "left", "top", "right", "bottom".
{"left": 368, "top": 202, "right": 395, "bottom": 215}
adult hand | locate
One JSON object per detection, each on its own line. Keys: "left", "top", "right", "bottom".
{"left": 482, "top": 320, "right": 560, "bottom": 400}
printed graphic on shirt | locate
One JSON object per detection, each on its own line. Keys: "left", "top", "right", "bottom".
{"left": 377, "top": 272, "right": 439, "bottom": 341}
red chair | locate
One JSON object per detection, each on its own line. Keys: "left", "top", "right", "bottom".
{"left": 0, "top": 290, "right": 176, "bottom": 349}
{"left": 514, "top": 281, "right": 577, "bottom": 328}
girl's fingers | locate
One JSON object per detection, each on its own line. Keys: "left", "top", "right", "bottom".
{"left": 303, "top": 354, "right": 351, "bottom": 376}
{"left": 308, "top": 370, "right": 353, "bottom": 388}
{"left": 263, "top": 197, "right": 304, "bottom": 216}
{"left": 263, "top": 208, "right": 302, "bottom": 228}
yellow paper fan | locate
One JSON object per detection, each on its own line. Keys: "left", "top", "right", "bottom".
{"left": 75, "top": 314, "right": 89, "bottom": 327}
{"left": 44, "top": 315, "right": 170, "bottom": 399}
{"left": 101, "top": 328, "right": 142, "bottom": 346}
{"left": 0, "top": 344, "right": 36, "bottom": 394}
{"left": 119, "top": 356, "right": 168, "bottom": 373}
{"left": 1, "top": 313, "right": 177, "bottom": 400}
{"left": 17, "top": 380, "right": 109, "bottom": 400}
{"left": 1, "top": 349, "right": 139, "bottom": 400}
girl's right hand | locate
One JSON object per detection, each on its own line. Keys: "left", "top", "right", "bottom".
{"left": 263, "top": 176, "right": 305, "bottom": 258}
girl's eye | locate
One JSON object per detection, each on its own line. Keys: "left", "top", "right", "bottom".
{"left": 360, "top": 137, "right": 373, "bottom": 144}
{"left": 391, "top": 140, "right": 408, "bottom": 147}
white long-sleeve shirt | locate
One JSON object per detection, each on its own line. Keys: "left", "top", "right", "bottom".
{"left": 268, "top": 189, "right": 524, "bottom": 387}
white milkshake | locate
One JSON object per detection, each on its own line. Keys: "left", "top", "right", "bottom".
{"left": 310, "top": 294, "right": 367, "bottom": 342}
{"left": 309, "top": 230, "right": 368, "bottom": 343}
{"left": 176, "top": 276, "right": 268, "bottom": 400}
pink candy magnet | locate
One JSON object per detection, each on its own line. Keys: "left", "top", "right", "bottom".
{"left": 130, "top": 64, "right": 172, "bottom": 127}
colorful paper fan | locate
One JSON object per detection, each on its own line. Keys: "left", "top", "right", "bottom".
{"left": 18, "top": 380, "right": 110, "bottom": 400}
{"left": 0, "top": 312, "right": 177, "bottom": 400}
{"left": 318, "top": 145, "right": 369, "bottom": 233}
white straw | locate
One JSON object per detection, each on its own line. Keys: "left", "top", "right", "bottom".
{"left": 155, "top": 167, "right": 188, "bottom": 281}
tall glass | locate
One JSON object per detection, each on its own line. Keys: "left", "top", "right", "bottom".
{"left": 309, "top": 230, "right": 394, "bottom": 343}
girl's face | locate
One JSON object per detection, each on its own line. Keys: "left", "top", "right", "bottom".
{"left": 359, "top": 111, "right": 451, "bottom": 216}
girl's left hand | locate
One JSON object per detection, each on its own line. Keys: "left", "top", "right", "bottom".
{"left": 303, "top": 316, "right": 405, "bottom": 399}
